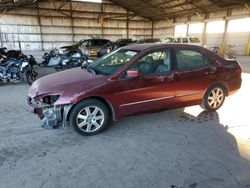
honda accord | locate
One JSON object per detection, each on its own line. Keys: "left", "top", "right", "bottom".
{"left": 27, "top": 44, "right": 242, "bottom": 136}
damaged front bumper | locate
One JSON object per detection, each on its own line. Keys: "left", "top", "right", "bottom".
{"left": 26, "top": 97, "right": 72, "bottom": 129}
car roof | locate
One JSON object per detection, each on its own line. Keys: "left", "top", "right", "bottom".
{"left": 85, "top": 38, "right": 110, "bottom": 41}
{"left": 121, "top": 43, "right": 203, "bottom": 52}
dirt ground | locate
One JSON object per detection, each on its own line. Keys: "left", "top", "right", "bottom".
{"left": 0, "top": 55, "right": 249, "bottom": 188}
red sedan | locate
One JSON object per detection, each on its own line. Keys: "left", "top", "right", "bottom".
{"left": 27, "top": 44, "right": 242, "bottom": 136}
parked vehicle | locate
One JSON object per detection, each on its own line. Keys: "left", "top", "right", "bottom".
{"left": 163, "top": 37, "right": 202, "bottom": 46}
{"left": 163, "top": 37, "right": 174, "bottom": 43}
{"left": 97, "top": 38, "right": 134, "bottom": 57}
{"left": 136, "top": 38, "right": 161, "bottom": 44}
{"left": 211, "top": 46, "right": 224, "bottom": 57}
{"left": 59, "top": 38, "right": 110, "bottom": 57}
{"left": 0, "top": 47, "right": 22, "bottom": 60}
{"left": 0, "top": 53, "right": 37, "bottom": 85}
{"left": 39, "top": 46, "right": 89, "bottom": 70}
{"left": 27, "top": 44, "right": 242, "bottom": 136}
{"left": 0, "top": 47, "right": 7, "bottom": 55}
{"left": 0, "top": 54, "right": 5, "bottom": 64}
{"left": 41, "top": 48, "right": 59, "bottom": 65}
{"left": 226, "top": 44, "right": 237, "bottom": 59}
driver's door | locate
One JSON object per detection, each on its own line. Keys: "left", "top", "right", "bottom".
{"left": 115, "top": 49, "right": 176, "bottom": 116}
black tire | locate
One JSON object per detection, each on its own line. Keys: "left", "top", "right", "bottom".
{"left": 69, "top": 99, "right": 110, "bottom": 136}
{"left": 23, "top": 68, "right": 37, "bottom": 85}
{"left": 201, "top": 85, "right": 226, "bottom": 111}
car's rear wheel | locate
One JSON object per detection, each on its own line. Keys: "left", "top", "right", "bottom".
{"left": 201, "top": 85, "right": 226, "bottom": 111}
{"left": 69, "top": 99, "right": 110, "bottom": 136}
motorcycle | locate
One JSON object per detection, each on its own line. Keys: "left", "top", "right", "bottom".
{"left": 211, "top": 46, "right": 224, "bottom": 57}
{"left": 226, "top": 44, "right": 237, "bottom": 59}
{"left": 0, "top": 54, "right": 5, "bottom": 64}
{"left": 40, "top": 48, "right": 59, "bottom": 65}
{"left": 0, "top": 53, "right": 37, "bottom": 85}
{"left": 39, "top": 46, "right": 90, "bottom": 70}
{"left": 0, "top": 47, "right": 22, "bottom": 60}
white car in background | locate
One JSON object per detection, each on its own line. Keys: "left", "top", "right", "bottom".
{"left": 163, "top": 37, "right": 202, "bottom": 46}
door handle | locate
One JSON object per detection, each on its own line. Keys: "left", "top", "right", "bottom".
{"left": 167, "top": 73, "right": 176, "bottom": 82}
{"left": 158, "top": 73, "right": 176, "bottom": 82}
{"left": 162, "top": 73, "right": 176, "bottom": 82}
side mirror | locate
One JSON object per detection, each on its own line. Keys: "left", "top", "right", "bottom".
{"left": 127, "top": 69, "right": 141, "bottom": 78}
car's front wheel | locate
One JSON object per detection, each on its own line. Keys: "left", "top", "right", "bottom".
{"left": 201, "top": 85, "right": 226, "bottom": 111}
{"left": 69, "top": 99, "right": 110, "bottom": 136}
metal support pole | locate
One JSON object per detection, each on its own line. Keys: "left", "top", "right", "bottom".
{"left": 151, "top": 21, "right": 154, "bottom": 38}
{"left": 186, "top": 15, "right": 191, "bottom": 37}
{"left": 186, "top": 24, "right": 189, "bottom": 37}
{"left": 246, "top": 32, "right": 250, "bottom": 55}
{"left": 69, "top": 1, "right": 74, "bottom": 43}
{"left": 126, "top": 10, "right": 129, "bottom": 38}
{"left": 18, "top": 34, "right": 21, "bottom": 50}
{"left": 0, "top": 26, "right": 3, "bottom": 47}
{"left": 221, "top": 20, "right": 229, "bottom": 54}
{"left": 101, "top": 3, "right": 104, "bottom": 37}
{"left": 201, "top": 22, "right": 207, "bottom": 46}
{"left": 221, "top": 9, "right": 231, "bottom": 54}
{"left": 37, "top": 3, "right": 44, "bottom": 50}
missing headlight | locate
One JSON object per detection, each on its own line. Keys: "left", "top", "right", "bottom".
{"left": 43, "top": 95, "right": 60, "bottom": 105}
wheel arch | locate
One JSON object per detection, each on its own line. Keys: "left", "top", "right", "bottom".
{"left": 203, "top": 81, "right": 229, "bottom": 98}
{"left": 66, "top": 96, "right": 117, "bottom": 122}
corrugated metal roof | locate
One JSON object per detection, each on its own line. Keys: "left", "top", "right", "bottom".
{"left": 0, "top": 0, "right": 249, "bottom": 20}
{"left": 110, "top": 0, "right": 249, "bottom": 20}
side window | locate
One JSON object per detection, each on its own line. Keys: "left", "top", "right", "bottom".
{"left": 96, "top": 40, "right": 103, "bottom": 46}
{"left": 101, "top": 40, "right": 109, "bottom": 46}
{"left": 133, "top": 49, "right": 171, "bottom": 74}
{"left": 88, "top": 40, "right": 94, "bottom": 47}
{"left": 91, "top": 40, "right": 99, "bottom": 46}
{"left": 175, "top": 49, "right": 211, "bottom": 71}
{"left": 80, "top": 40, "right": 89, "bottom": 47}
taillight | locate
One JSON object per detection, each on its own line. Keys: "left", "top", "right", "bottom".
{"left": 232, "top": 60, "right": 242, "bottom": 74}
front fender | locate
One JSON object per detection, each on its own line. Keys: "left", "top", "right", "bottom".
{"left": 20, "top": 62, "right": 29, "bottom": 71}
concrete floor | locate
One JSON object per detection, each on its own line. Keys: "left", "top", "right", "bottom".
{"left": 0, "top": 55, "right": 249, "bottom": 188}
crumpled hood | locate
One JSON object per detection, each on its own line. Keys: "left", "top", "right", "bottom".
{"left": 28, "top": 68, "right": 106, "bottom": 102}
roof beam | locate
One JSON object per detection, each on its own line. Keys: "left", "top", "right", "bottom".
{"left": 162, "top": 0, "right": 199, "bottom": 9}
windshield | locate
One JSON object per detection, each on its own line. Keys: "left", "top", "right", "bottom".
{"left": 88, "top": 49, "right": 138, "bottom": 75}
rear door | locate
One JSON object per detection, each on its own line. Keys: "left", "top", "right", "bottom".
{"left": 173, "top": 47, "right": 217, "bottom": 103}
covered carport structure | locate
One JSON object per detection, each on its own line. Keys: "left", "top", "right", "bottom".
{"left": 0, "top": 1, "right": 250, "bottom": 188}
{"left": 0, "top": 0, "right": 249, "bottom": 54}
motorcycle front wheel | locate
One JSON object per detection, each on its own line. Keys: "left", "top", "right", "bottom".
{"left": 22, "top": 68, "right": 37, "bottom": 85}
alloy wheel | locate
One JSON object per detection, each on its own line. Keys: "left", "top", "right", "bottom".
{"left": 207, "top": 88, "right": 224, "bottom": 109}
{"left": 76, "top": 106, "right": 105, "bottom": 133}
